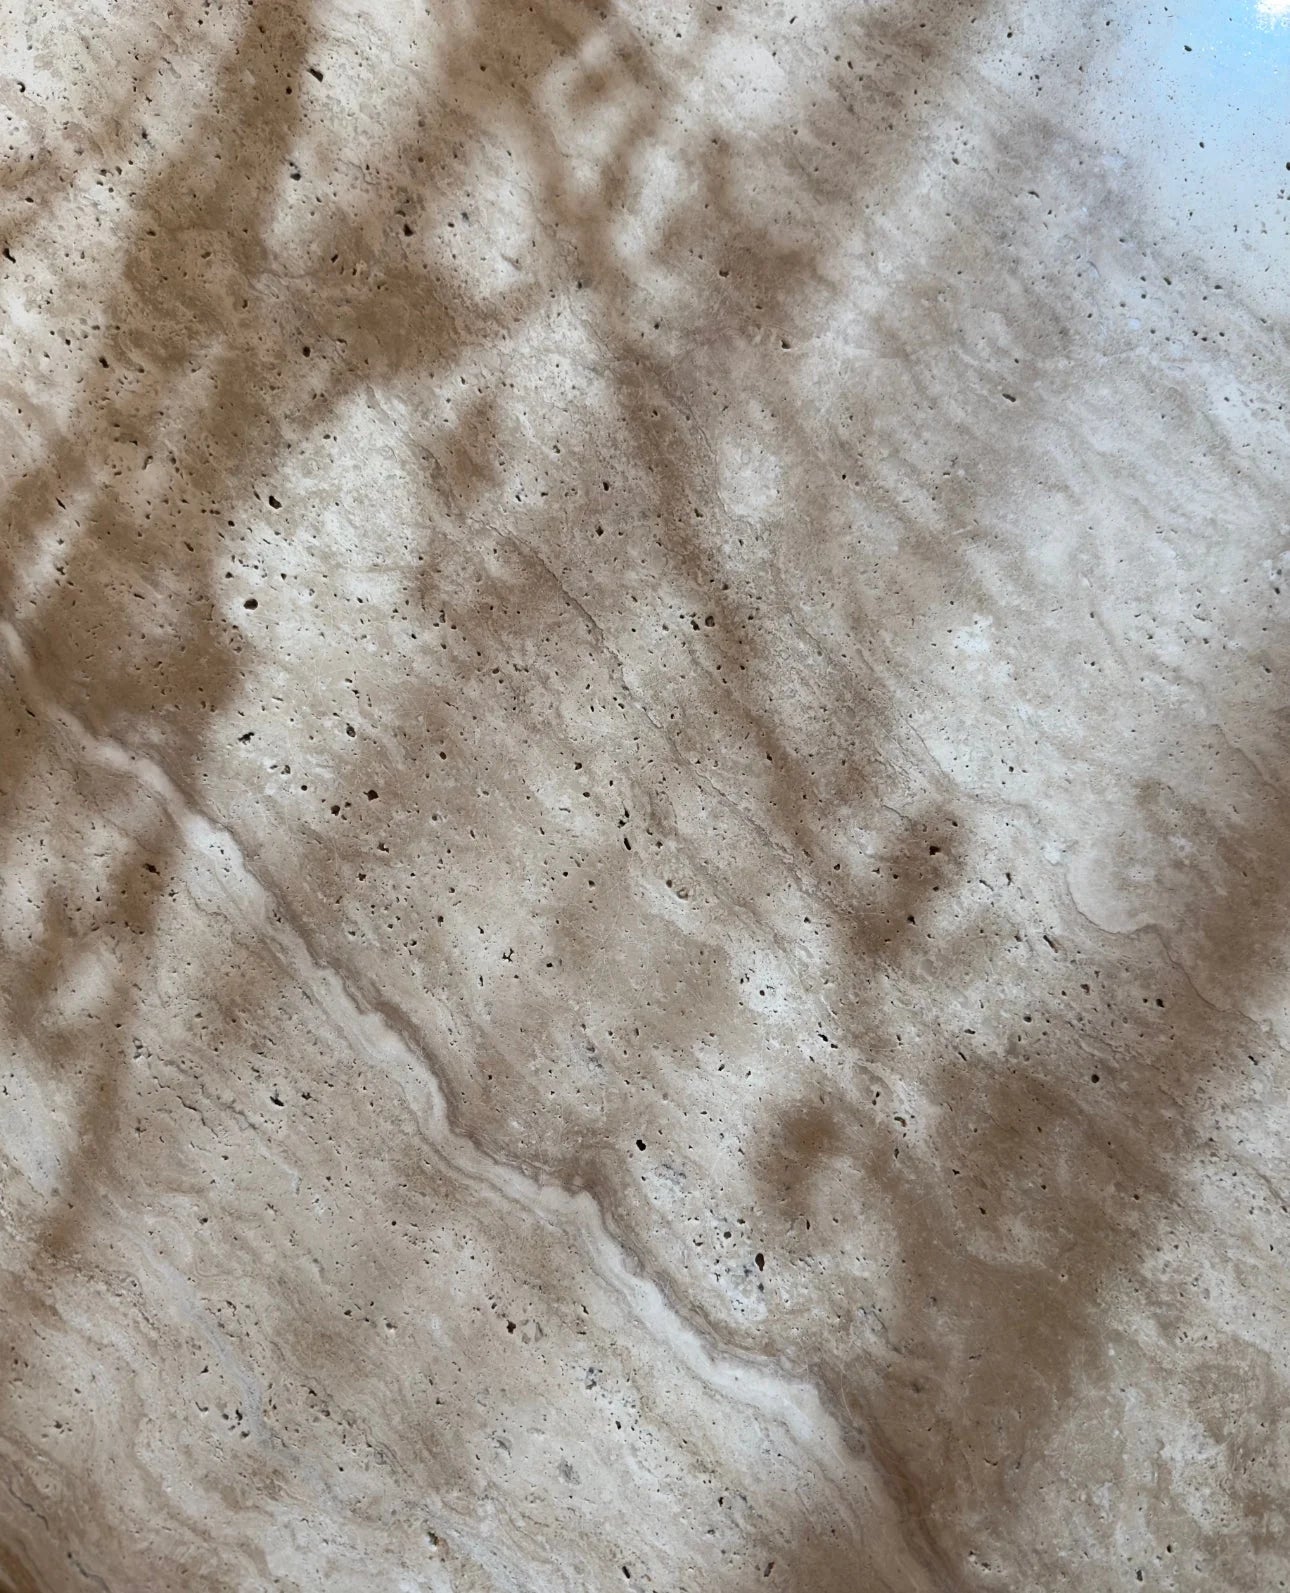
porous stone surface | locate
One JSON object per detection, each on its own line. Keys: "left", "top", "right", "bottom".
{"left": 1, "top": 2, "right": 1288, "bottom": 1589}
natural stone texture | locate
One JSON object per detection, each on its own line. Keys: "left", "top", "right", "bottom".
{"left": 1, "top": 2, "right": 1288, "bottom": 1589}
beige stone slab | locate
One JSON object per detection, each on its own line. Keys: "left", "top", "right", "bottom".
{"left": 1, "top": 1, "right": 1288, "bottom": 1588}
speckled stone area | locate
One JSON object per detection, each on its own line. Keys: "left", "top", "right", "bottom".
{"left": 2, "top": 2, "right": 1288, "bottom": 1589}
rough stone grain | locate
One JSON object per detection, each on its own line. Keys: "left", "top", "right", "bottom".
{"left": 1, "top": 2, "right": 1288, "bottom": 1589}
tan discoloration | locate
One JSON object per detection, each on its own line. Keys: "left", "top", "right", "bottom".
{"left": 2, "top": 0, "right": 1288, "bottom": 1588}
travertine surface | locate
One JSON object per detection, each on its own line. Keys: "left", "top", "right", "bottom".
{"left": 2, "top": 1, "right": 1288, "bottom": 1589}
